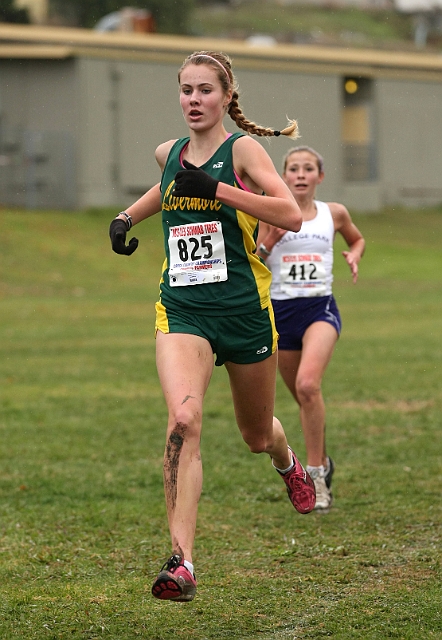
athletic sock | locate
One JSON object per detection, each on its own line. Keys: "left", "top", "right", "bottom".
{"left": 183, "top": 560, "right": 194, "bottom": 576}
{"left": 273, "top": 457, "right": 295, "bottom": 475}
{"left": 306, "top": 465, "right": 326, "bottom": 477}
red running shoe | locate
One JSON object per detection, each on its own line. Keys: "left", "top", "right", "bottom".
{"left": 152, "top": 554, "right": 197, "bottom": 602}
{"left": 277, "top": 447, "right": 316, "bottom": 514}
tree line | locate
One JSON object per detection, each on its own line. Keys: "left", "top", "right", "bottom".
{"left": 0, "top": 0, "right": 197, "bottom": 34}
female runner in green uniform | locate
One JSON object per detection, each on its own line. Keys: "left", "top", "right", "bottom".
{"left": 109, "top": 50, "right": 316, "bottom": 602}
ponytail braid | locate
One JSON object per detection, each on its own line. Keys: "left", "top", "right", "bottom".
{"left": 228, "top": 92, "right": 299, "bottom": 140}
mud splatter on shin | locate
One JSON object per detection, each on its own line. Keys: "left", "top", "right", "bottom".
{"left": 164, "top": 422, "right": 186, "bottom": 511}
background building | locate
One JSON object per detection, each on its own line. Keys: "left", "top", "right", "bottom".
{"left": 15, "top": 0, "right": 48, "bottom": 24}
{"left": 0, "top": 23, "right": 441, "bottom": 211}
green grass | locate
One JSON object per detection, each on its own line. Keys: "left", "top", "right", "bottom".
{"left": 193, "top": 0, "right": 418, "bottom": 49}
{"left": 1, "top": 205, "right": 441, "bottom": 639}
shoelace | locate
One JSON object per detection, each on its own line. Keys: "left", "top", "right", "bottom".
{"left": 161, "top": 554, "right": 182, "bottom": 572}
{"left": 287, "top": 460, "right": 307, "bottom": 484}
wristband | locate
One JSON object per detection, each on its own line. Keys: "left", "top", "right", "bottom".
{"left": 117, "top": 211, "right": 133, "bottom": 230}
{"left": 259, "top": 243, "right": 271, "bottom": 257}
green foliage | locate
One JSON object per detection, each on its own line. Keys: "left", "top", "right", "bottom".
{"left": 149, "top": 0, "right": 195, "bottom": 34}
{"left": 0, "top": 0, "right": 29, "bottom": 23}
{"left": 49, "top": 0, "right": 195, "bottom": 34}
{"left": 1, "top": 206, "right": 441, "bottom": 638}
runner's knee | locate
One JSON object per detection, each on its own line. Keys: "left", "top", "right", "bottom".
{"left": 296, "top": 375, "right": 322, "bottom": 404}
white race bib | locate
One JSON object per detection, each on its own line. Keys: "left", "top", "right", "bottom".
{"left": 168, "top": 221, "right": 228, "bottom": 287}
{"left": 280, "top": 253, "right": 327, "bottom": 297}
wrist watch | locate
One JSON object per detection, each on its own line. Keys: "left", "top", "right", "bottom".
{"left": 259, "top": 243, "right": 271, "bottom": 256}
{"left": 117, "top": 211, "right": 133, "bottom": 229}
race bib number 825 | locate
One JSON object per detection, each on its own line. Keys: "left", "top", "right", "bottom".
{"left": 168, "top": 221, "right": 228, "bottom": 287}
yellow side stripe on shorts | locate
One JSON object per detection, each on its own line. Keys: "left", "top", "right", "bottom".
{"left": 155, "top": 300, "right": 170, "bottom": 335}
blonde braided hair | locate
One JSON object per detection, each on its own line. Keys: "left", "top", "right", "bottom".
{"left": 178, "top": 51, "right": 299, "bottom": 140}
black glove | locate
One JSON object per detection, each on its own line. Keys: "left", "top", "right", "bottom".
{"left": 172, "top": 160, "right": 219, "bottom": 200}
{"left": 109, "top": 218, "right": 139, "bottom": 256}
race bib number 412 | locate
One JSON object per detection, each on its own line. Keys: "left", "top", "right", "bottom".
{"left": 168, "top": 221, "right": 228, "bottom": 287}
{"left": 280, "top": 253, "right": 327, "bottom": 297}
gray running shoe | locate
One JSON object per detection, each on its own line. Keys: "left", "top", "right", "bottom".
{"left": 309, "top": 468, "right": 333, "bottom": 511}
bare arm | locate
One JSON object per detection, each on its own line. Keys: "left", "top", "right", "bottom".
{"left": 330, "top": 202, "right": 365, "bottom": 284}
{"left": 122, "top": 183, "right": 162, "bottom": 226}
{"left": 216, "top": 136, "right": 302, "bottom": 232}
{"left": 115, "top": 140, "right": 177, "bottom": 227}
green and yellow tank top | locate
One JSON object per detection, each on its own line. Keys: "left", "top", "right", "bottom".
{"left": 158, "top": 132, "right": 272, "bottom": 316}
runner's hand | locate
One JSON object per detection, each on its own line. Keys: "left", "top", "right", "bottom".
{"left": 173, "top": 160, "right": 219, "bottom": 200}
{"left": 342, "top": 250, "right": 358, "bottom": 283}
{"left": 109, "top": 219, "right": 139, "bottom": 255}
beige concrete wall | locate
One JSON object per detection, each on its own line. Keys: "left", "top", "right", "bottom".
{"left": 377, "top": 77, "right": 442, "bottom": 206}
{"left": 69, "top": 57, "right": 442, "bottom": 211}
{"left": 0, "top": 58, "right": 79, "bottom": 208}
{"left": 0, "top": 59, "right": 75, "bottom": 130}
{"left": 76, "top": 59, "right": 116, "bottom": 208}
{"left": 1, "top": 40, "right": 442, "bottom": 211}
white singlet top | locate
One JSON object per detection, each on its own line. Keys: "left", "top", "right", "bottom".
{"left": 267, "top": 200, "right": 335, "bottom": 300}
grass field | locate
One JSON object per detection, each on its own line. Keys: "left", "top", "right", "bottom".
{"left": 193, "top": 0, "right": 417, "bottom": 50}
{"left": 1, "top": 206, "right": 441, "bottom": 639}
